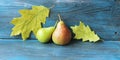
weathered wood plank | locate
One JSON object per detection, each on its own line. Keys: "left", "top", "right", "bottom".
{"left": 0, "top": 0, "right": 120, "bottom": 60}
{"left": 0, "top": 0, "right": 120, "bottom": 41}
{"left": 0, "top": 40, "right": 120, "bottom": 60}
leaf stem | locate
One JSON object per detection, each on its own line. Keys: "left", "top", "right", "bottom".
{"left": 49, "top": 5, "right": 55, "bottom": 9}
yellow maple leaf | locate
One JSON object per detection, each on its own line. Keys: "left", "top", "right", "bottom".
{"left": 71, "top": 21, "right": 100, "bottom": 42}
{"left": 10, "top": 6, "right": 50, "bottom": 40}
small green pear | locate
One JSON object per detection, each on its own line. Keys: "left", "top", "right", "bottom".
{"left": 36, "top": 27, "right": 55, "bottom": 43}
{"left": 52, "top": 14, "right": 72, "bottom": 45}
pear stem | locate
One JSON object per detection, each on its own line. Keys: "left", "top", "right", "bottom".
{"left": 54, "top": 20, "right": 58, "bottom": 27}
{"left": 58, "top": 14, "right": 62, "bottom": 21}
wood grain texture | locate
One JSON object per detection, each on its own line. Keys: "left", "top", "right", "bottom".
{"left": 0, "top": 0, "right": 120, "bottom": 60}
{"left": 0, "top": 0, "right": 120, "bottom": 40}
{"left": 0, "top": 40, "right": 120, "bottom": 60}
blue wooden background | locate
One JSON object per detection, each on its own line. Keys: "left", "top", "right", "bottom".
{"left": 0, "top": 0, "right": 120, "bottom": 60}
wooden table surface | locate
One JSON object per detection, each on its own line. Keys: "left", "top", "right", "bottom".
{"left": 0, "top": 0, "right": 120, "bottom": 60}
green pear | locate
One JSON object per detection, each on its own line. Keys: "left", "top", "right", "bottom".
{"left": 52, "top": 14, "right": 72, "bottom": 45}
{"left": 36, "top": 27, "right": 55, "bottom": 43}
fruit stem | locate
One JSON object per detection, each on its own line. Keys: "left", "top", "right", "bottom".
{"left": 54, "top": 20, "right": 58, "bottom": 27}
{"left": 58, "top": 14, "right": 62, "bottom": 21}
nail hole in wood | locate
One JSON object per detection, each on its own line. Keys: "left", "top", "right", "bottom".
{"left": 114, "top": 32, "right": 118, "bottom": 35}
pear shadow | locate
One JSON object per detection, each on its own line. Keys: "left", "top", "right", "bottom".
{"left": 68, "top": 39, "right": 81, "bottom": 45}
